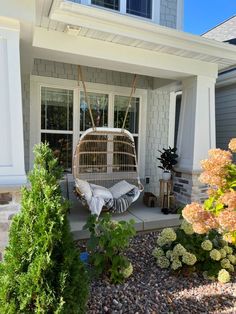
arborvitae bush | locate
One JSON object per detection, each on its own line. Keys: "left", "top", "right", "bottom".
{"left": 0, "top": 143, "right": 88, "bottom": 313}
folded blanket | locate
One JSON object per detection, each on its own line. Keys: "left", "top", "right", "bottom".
{"left": 105, "top": 187, "right": 140, "bottom": 214}
{"left": 75, "top": 180, "right": 140, "bottom": 216}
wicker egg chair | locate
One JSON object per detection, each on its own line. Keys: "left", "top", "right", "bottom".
{"left": 73, "top": 67, "right": 143, "bottom": 209}
{"left": 73, "top": 127, "right": 143, "bottom": 190}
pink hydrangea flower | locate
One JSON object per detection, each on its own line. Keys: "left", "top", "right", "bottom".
{"left": 228, "top": 138, "right": 236, "bottom": 153}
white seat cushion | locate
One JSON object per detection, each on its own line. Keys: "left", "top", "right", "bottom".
{"left": 109, "top": 180, "right": 135, "bottom": 199}
{"left": 90, "top": 184, "right": 113, "bottom": 200}
{"left": 75, "top": 179, "right": 92, "bottom": 202}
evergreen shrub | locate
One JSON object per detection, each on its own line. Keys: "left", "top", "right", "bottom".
{"left": 0, "top": 143, "right": 88, "bottom": 313}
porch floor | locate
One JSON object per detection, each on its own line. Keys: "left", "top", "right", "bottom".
{"left": 64, "top": 179, "right": 181, "bottom": 240}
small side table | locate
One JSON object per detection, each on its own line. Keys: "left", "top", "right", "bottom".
{"left": 159, "top": 179, "right": 174, "bottom": 208}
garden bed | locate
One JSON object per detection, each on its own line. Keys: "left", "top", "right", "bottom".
{"left": 77, "top": 231, "right": 236, "bottom": 314}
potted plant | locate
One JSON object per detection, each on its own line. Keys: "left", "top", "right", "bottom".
{"left": 157, "top": 147, "right": 178, "bottom": 180}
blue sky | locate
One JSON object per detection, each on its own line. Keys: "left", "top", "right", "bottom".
{"left": 184, "top": 0, "right": 236, "bottom": 35}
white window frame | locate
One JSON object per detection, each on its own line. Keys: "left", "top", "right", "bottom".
{"left": 168, "top": 91, "right": 182, "bottom": 148}
{"left": 83, "top": 0, "right": 160, "bottom": 23}
{"left": 30, "top": 76, "right": 147, "bottom": 178}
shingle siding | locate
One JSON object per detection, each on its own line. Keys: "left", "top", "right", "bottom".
{"left": 160, "top": 0, "right": 178, "bottom": 29}
{"left": 32, "top": 59, "right": 153, "bottom": 89}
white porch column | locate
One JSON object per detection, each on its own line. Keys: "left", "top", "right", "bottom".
{"left": 0, "top": 17, "right": 26, "bottom": 187}
{"left": 174, "top": 75, "right": 216, "bottom": 204}
{"left": 0, "top": 17, "right": 26, "bottom": 261}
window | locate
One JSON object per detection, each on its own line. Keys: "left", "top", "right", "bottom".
{"left": 114, "top": 95, "right": 139, "bottom": 154}
{"left": 127, "top": 0, "right": 152, "bottom": 19}
{"left": 91, "top": 0, "right": 119, "bottom": 10}
{"left": 89, "top": 0, "right": 153, "bottom": 19}
{"left": 80, "top": 91, "right": 139, "bottom": 138}
{"left": 80, "top": 92, "right": 108, "bottom": 131}
{"left": 168, "top": 91, "right": 182, "bottom": 148}
{"left": 32, "top": 77, "right": 146, "bottom": 176}
{"left": 41, "top": 87, "right": 73, "bottom": 172}
{"left": 174, "top": 94, "right": 182, "bottom": 147}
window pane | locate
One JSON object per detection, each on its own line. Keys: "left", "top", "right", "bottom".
{"left": 113, "top": 135, "right": 137, "bottom": 172}
{"left": 114, "top": 96, "right": 139, "bottom": 133}
{"left": 41, "top": 133, "right": 73, "bottom": 172}
{"left": 79, "top": 134, "right": 108, "bottom": 174}
{"left": 91, "top": 0, "right": 119, "bottom": 10}
{"left": 127, "top": 0, "right": 152, "bottom": 18}
{"left": 174, "top": 94, "right": 182, "bottom": 148}
{"left": 80, "top": 92, "right": 108, "bottom": 131}
{"left": 41, "top": 87, "right": 73, "bottom": 131}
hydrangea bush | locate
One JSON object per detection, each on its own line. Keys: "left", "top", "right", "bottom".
{"left": 153, "top": 221, "right": 236, "bottom": 283}
{"left": 182, "top": 138, "right": 236, "bottom": 243}
{"left": 84, "top": 214, "right": 136, "bottom": 284}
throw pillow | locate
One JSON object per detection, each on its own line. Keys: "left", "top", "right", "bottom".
{"left": 109, "top": 180, "right": 135, "bottom": 199}
{"left": 75, "top": 179, "right": 92, "bottom": 202}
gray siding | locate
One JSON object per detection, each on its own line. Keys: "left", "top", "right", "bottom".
{"left": 216, "top": 84, "right": 236, "bottom": 150}
{"left": 160, "top": 0, "right": 178, "bottom": 29}
{"left": 32, "top": 59, "right": 153, "bottom": 89}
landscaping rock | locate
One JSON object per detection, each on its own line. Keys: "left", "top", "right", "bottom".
{"left": 79, "top": 232, "right": 236, "bottom": 313}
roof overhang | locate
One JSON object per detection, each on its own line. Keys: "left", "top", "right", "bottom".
{"left": 46, "top": 1, "right": 236, "bottom": 72}
{"left": 33, "top": 27, "right": 218, "bottom": 80}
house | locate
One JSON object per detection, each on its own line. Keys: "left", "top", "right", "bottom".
{"left": 203, "top": 15, "right": 236, "bottom": 152}
{"left": 1, "top": 0, "right": 236, "bottom": 257}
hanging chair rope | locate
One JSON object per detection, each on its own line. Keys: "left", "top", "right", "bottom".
{"left": 78, "top": 65, "right": 96, "bottom": 130}
{"left": 122, "top": 74, "right": 137, "bottom": 130}
{"left": 78, "top": 65, "right": 137, "bottom": 129}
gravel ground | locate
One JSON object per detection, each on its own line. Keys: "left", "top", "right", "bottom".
{"left": 78, "top": 232, "right": 236, "bottom": 314}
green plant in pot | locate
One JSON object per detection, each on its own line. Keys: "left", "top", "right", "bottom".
{"left": 158, "top": 147, "right": 178, "bottom": 180}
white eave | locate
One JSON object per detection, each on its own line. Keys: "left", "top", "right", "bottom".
{"left": 45, "top": 0, "right": 236, "bottom": 72}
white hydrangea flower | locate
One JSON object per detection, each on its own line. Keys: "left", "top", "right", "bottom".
{"left": 227, "top": 254, "right": 236, "bottom": 265}
{"left": 210, "top": 249, "right": 221, "bottom": 261}
{"left": 228, "top": 264, "right": 234, "bottom": 273}
{"left": 165, "top": 250, "right": 173, "bottom": 259}
{"left": 173, "top": 244, "right": 186, "bottom": 256}
{"left": 156, "top": 256, "right": 170, "bottom": 269}
{"left": 221, "top": 258, "right": 231, "bottom": 270}
{"left": 152, "top": 247, "right": 164, "bottom": 258}
{"left": 156, "top": 236, "right": 167, "bottom": 247}
{"left": 219, "top": 248, "right": 227, "bottom": 259}
{"left": 156, "top": 228, "right": 177, "bottom": 246}
{"left": 201, "top": 240, "right": 213, "bottom": 251}
{"left": 223, "top": 246, "right": 233, "bottom": 254}
{"left": 218, "top": 269, "right": 230, "bottom": 284}
{"left": 182, "top": 252, "right": 197, "bottom": 266}
{"left": 171, "top": 259, "right": 182, "bottom": 270}
{"left": 180, "top": 220, "right": 194, "bottom": 235}
{"left": 161, "top": 228, "right": 177, "bottom": 242}
{"left": 121, "top": 263, "right": 133, "bottom": 278}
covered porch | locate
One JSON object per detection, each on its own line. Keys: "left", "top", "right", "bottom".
{"left": 2, "top": 3, "right": 236, "bottom": 231}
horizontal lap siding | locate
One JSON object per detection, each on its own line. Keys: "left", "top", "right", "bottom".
{"left": 216, "top": 84, "right": 236, "bottom": 150}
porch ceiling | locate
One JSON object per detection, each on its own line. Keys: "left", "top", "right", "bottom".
{"left": 34, "top": 0, "right": 236, "bottom": 77}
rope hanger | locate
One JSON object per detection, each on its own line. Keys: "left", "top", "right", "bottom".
{"left": 78, "top": 65, "right": 137, "bottom": 131}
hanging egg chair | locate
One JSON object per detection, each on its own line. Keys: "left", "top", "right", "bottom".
{"left": 73, "top": 67, "right": 143, "bottom": 215}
